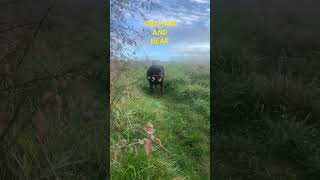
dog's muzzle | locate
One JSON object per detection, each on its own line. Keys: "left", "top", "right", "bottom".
{"left": 148, "top": 76, "right": 162, "bottom": 82}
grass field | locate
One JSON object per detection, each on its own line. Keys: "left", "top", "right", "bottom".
{"left": 0, "top": 1, "right": 107, "bottom": 178}
{"left": 213, "top": 0, "right": 320, "bottom": 179}
{"left": 110, "top": 61, "right": 210, "bottom": 180}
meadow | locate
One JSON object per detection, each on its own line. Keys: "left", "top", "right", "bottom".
{"left": 213, "top": 0, "right": 320, "bottom": 179}
{"left": 0, "top": 0, "right": 107, "bottom": 179}
{"left": 110, "top": 61, "right": 210, "bottom": 180}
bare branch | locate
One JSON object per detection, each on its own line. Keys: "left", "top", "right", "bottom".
{"left": 16, "top": 0, "right": 56, "bottom": 71}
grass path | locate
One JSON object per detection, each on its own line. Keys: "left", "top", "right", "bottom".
{"left": 111, "top": 63, "right": 210, "bottom": 180}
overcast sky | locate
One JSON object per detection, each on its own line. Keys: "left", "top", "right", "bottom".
{"left": 123, "top": 0, "right": 210, "bottom": 62}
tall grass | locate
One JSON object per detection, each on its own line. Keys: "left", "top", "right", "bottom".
{"left": 0, "top": 0, "right": 107, "bottom": 179}
{"left": 111, "top": 61, "right": 210, "bottom": 179}
{"left": 213, "top": 0, "right": 320, "bottom": 179}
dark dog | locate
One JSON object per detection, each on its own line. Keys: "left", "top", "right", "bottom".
{"left": 147, "top": 65, "right": 164, "bottom": 93}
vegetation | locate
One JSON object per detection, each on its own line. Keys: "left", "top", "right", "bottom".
{"left": 0, "top": 0, "right": 107, "bottom": 179}
{"left": 111, "top": 61, "right": 210, "bottom": 179}
{"left": 213, "top": 0, "right": 320, "bottom": 179}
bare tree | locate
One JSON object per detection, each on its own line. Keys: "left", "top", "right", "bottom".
{"left": 110, "top": 0, "right": 157, "bottom": 59}
{"left": 110, "top": 0, "right": 157, "bottom": 110}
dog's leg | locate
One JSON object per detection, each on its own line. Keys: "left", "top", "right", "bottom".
{"left": 160, "top": 81, "right": 164, "bottom": 95}
{"left": 149, "top": 80, "right": 153, "bottom": 92}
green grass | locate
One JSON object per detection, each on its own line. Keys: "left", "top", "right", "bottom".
{"left": 213, "top": 1, "right": 320, "bottom": 179}
{"left": 111, "top": 62, "right": 210, "bottom": 180}
{"left": 0, "top": 78, "right": 107, "bottom": 180}
{"left": 213, "top": 72, "right": 320, "bottom": 180}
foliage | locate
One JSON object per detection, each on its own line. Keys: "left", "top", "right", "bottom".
{"left": 111, "top": 61, "right": 210, "bottom": 179}
{"left": 213, "top": 0, "right": 320, "bottom": 179}
{"left": 0, "top": 0, "right": 107, "bottom": 179}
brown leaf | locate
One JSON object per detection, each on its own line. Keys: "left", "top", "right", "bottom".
{"left": 33, "top": 111, "right": 49, "bottom": 139}
{"left": 144, "top": 139, "right": 153, "bottom": 156}
{"left": 146, "top": 122, "right": 153, "bottom": 128}
{"left": 143, "top": 122, "right": 154, "bottom": 135}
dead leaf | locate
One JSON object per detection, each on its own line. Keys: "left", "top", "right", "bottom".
{"left": 146, "top": 122, "right": 153, "bottom": 128}
{"left": 144, "top": 139, "right": 153, "bottom": 156}
{"left": 33, "top": 111, "right": 49, "bottom": 139}
{"left": 143, "top": 122, "right": 154, "bottom": 135}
